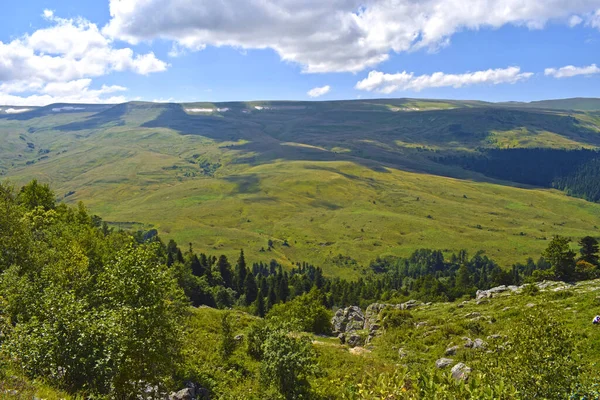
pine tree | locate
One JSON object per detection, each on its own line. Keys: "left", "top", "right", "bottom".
{"left": 543, "top": 236, "right": 576, "bottom": 281}
{"left": 217, "top": 255, "right": 234, "bottom": 288}
{"left": 235, "top": 249, "right": 247, "bottom": 292}
{"left": 578, "top": 236, "right": 599, "bottom": 266}
{"left": 254, "top": 289, "right": 266, "bottom": 317}
{"left": 244, "top": 272, "right": 258, "bottom": 305}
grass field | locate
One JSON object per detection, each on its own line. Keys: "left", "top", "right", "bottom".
{"left": 3, "top": 99, "right": 600, "bottom": 278}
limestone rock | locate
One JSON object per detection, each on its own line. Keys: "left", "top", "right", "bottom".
{"left": 435, "top": 358, "right": 454, "bottom": 369}
{"left": 445, "top": 345, "right": 459, "bottom": 356}
{"left": 451, "top": 363, "right": 472, "bottom": 380}
{"left": 347, "top": 333, "right": 364, "bottom": 348}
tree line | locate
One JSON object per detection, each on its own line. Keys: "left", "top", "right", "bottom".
{"left": 437, "top": 148, "right": 600, "bottom": 202}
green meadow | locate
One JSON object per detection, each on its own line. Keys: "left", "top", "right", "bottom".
{"left": 3, "top": 99, "right": 600, "bottom": 277}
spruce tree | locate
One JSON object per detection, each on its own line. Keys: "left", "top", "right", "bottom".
{"left": 579, "top": 236, "right": 599, "bottom": 265}
{"left": 235, "top": 249, "right": 247, "bottom": 292}
{"left": 217, "top": 255, "right": 234, "bottom": 288}
{"left": 244, "top": 272, "right": 258, "bottom": 305}
{"left": 254, "top": 289, "right": 266, "bottom": 317}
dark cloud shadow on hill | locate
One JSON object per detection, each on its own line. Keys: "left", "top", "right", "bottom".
{"left": 128, "top": 103, "right": 600, "bottom": 185}
{"left": 54, "top": 104, "right": 129, "bottom": 131}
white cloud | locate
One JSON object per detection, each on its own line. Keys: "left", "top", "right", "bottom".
{"left": 356, "top": 66, "right": 533, "bottom": 93}
{"left": 0, "top": 12, "right": 168, "bottom": 106}
{"left": 307, "top": 85, "right": 331, "bottom": 97}
{"left": 545, "top": 64, "right": 600, "bottom": 78}
{"left": 103, "top": 0, "right": 600, "bottom": 73}
{"left": 569, "top": 15, "right": 584, "bottom": 27}
{"left": 0, "top": 79, "right": 128, "bottom": 106}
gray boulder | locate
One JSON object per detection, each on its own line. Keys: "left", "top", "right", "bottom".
{"left": 347, "top": 333, "right": 364, "bottom": 348}
{"left": 435, "top": 358, "right": 454, "bottom": 369}
{"left": 451, "top": 363, "right": 472, "bottom": 380}
{"left": 445, "top": 345, "right": 459, "bottom": 356}
{"left": 170, "top": 388, "right": 195, "bottom": 400}
{"left": 331, "top": 306, "right": 365, "bottom": 335}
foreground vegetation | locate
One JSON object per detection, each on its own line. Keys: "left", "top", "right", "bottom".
{"left": 2, "top": 180, "right": 600, "bottom": 399}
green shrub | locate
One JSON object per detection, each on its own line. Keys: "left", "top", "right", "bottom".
{"left": 481, "top": 310, "right": 580, "bottom": 399}
{"left": 521, "top": 283, "right": 539, "bottom": 296}
{"left": 260, "top": 328, "right": 318, "bottom": 399}
{"left": 267, "top": 289, "right": 332, "bottom": 335}
{"left": 380, "top": 309, "right": 414, "bottom": 329}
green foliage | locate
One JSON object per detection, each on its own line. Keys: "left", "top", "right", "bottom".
{"left": 521, "top": 283, "right": 539, "bottom": 296}
{"left": 0, "top": 182, "right": 186, "bottom": 397}
{"left": 17, "top": 179, "right": 55, "bottom": 211}
{"left": 267, "top": 289, "right": 332, "bottom": 335}
{"left": 219, "top": 313, "right": 236, "bottom": 360}
{"left": 481, "top": 310, "right": 581, "bottom": 399}
{"left": 380, "top": 309, "right": 414, "bottom": 329}
{"left": 260, "top": 328, "right": 318, "bottom": 399}
{"left": 578, "top": 236, "right": 599, "bottom": 265}
{"left": 543, "top": 235, "right": 577, "bottom": 281}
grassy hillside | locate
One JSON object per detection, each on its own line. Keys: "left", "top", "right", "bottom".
{"left": 3, "top": 99, "right": 600, "bottom": 277}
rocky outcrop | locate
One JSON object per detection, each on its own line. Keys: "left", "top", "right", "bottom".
{"left": 331, "top": 306, "right": 365, "bottom": 336}
{"left": 347, "top": 333, "right": 365, "bottom": 348}
{"left": 332, "top": 301, "right": 423, "bottom": 345}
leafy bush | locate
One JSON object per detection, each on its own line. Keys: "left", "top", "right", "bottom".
{"left": 521, "top": 283, "right": 539, "bottom": 296}
{"left": 267, "top": 289, "right": 332, "bottom": 334}
{"left": 380, "top": 309, "right": 414, "bottom": 329}
{"left": 260, "top": 328, "right": 318, "bottom": 399}
{"left": 481, "top": 310, "right": 581, "bottom": 399}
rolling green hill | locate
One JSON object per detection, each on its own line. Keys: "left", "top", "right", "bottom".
{"left": 3, "top": 98, "right": 600, "bottom": 277}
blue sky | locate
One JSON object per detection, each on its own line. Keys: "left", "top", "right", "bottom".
{"left": 1, "top": 0, "right": 600, "bottom": 105}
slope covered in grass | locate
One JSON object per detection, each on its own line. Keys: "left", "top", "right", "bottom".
{"left": 3, "top": 99, "right": 600, "bottom": 276}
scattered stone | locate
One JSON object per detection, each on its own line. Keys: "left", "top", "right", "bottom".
{"left": 170, "top": 388, "right": 195, "bottom": 400}
{"left": 463, "top": 337, "right": 474, "bottom": 348}
{"left": 526, "top": 303, "right": 536, "bottom": 308}
{"left": 465, "top": 312, "right": 481, "bottom": 319}
{"left": 415, "top": 321, "right": 428, "bottom": 328}
{"left": 234, "top": 334, "right": 244, "bottom": 342}
{"left": 398, "top": 348, "right": 408, "bottom": 358}
{"left": 487, "top": 334, "right": 504, "bottom": 340}
{"left": 169, "top": 382, "right": 209, "bottom": 400}
{"left": 451, "top": 363, "right": 472, "bottom": 381}
{"left": 337, "top": 333, "right": 346, "bottom": 344}
{"left": 476, "top": 299, "right": 490, "bottom": 305}
{"left": 473, "top": 338, "right": 487, "bottom": 349}
{"left": 445, "top": 345, "right": 459, "bottom": 356}
{"left": 436, "top": 358, "right": 454, "bottom": 369}
{"left": 502, "top": 307, "right": 511, "bottom": 312}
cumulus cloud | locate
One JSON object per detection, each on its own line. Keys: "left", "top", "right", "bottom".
{"left": 0, "top": 79, "right": 128, "bottom": 106}
{"left": 307, "top": 85, "right": 331, "bottom": 97}
{"left": 0, "top": 12, "right": 168, "bottom": 106}
{"left": 103, "top": 0, "right": 600, "bottom": 73}
{"left": 545, "top": 64, "right": 600, "bottom": 78}
{"left": 355, "top": 67, "right": 533, "bottom": 93}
